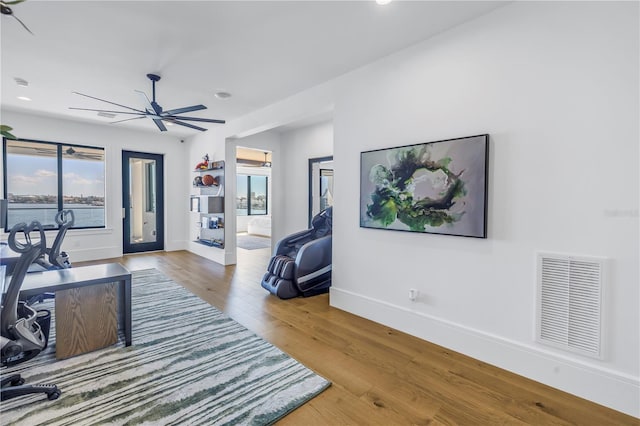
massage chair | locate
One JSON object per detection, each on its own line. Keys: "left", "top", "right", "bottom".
{"left": 1, "top": 221, "right": 61, "bottom": 401}
{"left": 261, "top": 207, "right": 332, "bottom": 299}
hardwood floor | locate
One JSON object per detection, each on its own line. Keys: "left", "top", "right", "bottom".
{"left": 78, "top": 250, "right": 638, "bottom": 425}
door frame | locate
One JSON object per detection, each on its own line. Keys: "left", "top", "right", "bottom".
{"left": 122, "top": 150, "right": 165, "bottom": 253}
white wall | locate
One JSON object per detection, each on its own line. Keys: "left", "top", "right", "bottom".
{"left": 279, "top": 121, "right": 333, "bottom": 237}
{"left": 0, "top": 110, "right": 188, "bottom": 259}
{"left": 186, "top": 1, "right": 638, "bottom": 417}
{"left": 328, "top": 1, "right": 639, "bottom": 417}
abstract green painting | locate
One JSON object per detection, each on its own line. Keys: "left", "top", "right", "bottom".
{"left": 360, "top": 134, "right": 489, "bottom": 238}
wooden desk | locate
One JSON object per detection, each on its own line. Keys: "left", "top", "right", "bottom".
{"left": 18, "top": 263, "right": 132, "bottom": 348}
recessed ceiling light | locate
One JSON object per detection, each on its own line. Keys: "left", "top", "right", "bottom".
{"left": 165, "top": 122, "right": 174, "bottom": 126}
{"left": 97, "top": 111, "right": 116, "bottom": 119}
{"left": 376, "top": 0, "right": 392, "bottom": 4}
{"left": 214, "top": 91, "right": 232, "bottom": 100}
{"left": 17, "top": 96, "right": 31, "bottom": 101}
{"left": 14, "top": 77, "right": 29, "bottom": 87}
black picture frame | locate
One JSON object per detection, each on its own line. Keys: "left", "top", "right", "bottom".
{"left": 190, "top": 196, "right": 200, "bottom": 213}
{"left": 360, "top": 134, "right": 489, "bottom": 238}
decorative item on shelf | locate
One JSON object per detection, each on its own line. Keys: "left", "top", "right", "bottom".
{"left": 210, "top": 220, "right": 218, "bottom": 229}
{"left": 209, "top": 160, "right": 224, "bottom": 170}
{"left": 200, "top": 216, "right": 222, "bottom": 229}
{"left": 195, "top": 238, "right": 224, "bottom": 248}
{"left": 201, "top": 174, "right": 219, "bottom": 186}
{"left": 195, "top": 153, "right": 209, "bottom": 170}
{"left": 193, "top": 175, "right": 220, "bottom": 188}
{"left": 208, "top": 217, "right": 220, "bottom": 229}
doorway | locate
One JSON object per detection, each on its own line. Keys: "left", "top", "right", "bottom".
{"left": 308, "top": 156, "right": 333, "bottom": 226}
{"left": 122, "top": 151, "right": 164, "bottom": 253}
{"left": 235, "top": 147, "right": 272, "bottom": 253}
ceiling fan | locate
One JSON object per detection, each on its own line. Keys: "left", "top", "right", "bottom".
{"left": 1, "top": 0, "right": 33, "bottom": 35}
{"left": 70, "top": 73, "right": 225, "bottom": 132}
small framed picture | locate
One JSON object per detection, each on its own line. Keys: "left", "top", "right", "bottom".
{"left": 190, "top": 196, "right": 200, "bottom": 212}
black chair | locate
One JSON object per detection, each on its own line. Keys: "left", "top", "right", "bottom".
{"left": 1, "top": 221, "right": 61, "bottom": 401}
{"left": 33, "top": 209, "right": 75, "bottom": 271}
{"left": 261, "top": 207, "right": 332, "bottom": 299}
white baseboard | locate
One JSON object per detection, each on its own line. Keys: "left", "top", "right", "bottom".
{"left": 165, "top": 240, "right": 188, "bottom": 252}
{"left": 330, "top": 287, "right": 640, "bottom": 418}
{"left": 68, "top": 240, "right": 188, "bottom": 262}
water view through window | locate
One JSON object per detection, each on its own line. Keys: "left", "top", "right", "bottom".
{"left": 4, "top": 140, "right": 105, "bottom": 229}
{"left": 236, "top": 175, "right": 268, "bottom": 215}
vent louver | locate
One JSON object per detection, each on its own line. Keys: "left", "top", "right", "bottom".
{"left": 536, "top": 253, "right": 605, "bottom": 358}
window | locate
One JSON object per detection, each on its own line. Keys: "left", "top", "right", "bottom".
{"left": 236, "top": 174, "right": 268, "bottom": 216}
{"left": 145, "top": 161, "right": 156, "bottom": 213}
{"left": 320, "top": 169, "right": 334, "bottom": 211}
{"left": 3, "top": 138, "right": 105, "bottom": 230}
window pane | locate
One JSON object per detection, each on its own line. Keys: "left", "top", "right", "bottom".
{"left": 145, "top": 161, "right": 156, "bottom": 213}
{"left": 250, "top": 176, "right": 268, "bottom": 215}
{"left": 62, "top": 145, "right": 105, "bottom": 227}
{"left": 5, "top": 140, "right": 59, "bottom": 228}
{"left": 4, "top": 139, "right": 106, "bottom": 230}
{"left": 236, "top": 175, "right": 248, "bottom": 216}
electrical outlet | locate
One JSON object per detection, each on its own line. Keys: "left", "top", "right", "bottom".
{"left": 409, "top": 288, "right": 418, "bottom": 301}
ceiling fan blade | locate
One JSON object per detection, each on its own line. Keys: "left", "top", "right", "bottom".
{"left": 11, "top": 13, "right": 34, "bottom": 35}
{"left": 69, "top": 107, "right": 144, "bottom": 116}
{"left": 135, "top": 90, "right": 155, "bottom": 113}
{"left": 110, "top": 116, "right": 146, "bottom": 124}
{"left": 72, "top": 92, "right": 146, "bottom": 114}
{"left": 162, "top": 105, "right": 207, "bottom": 116}
{"left": 164, "top": 115, "right": 225, "bottom": 124}
{"left": 167, "top": 120, "right": 207, "bottom": 132}
{"left": 153, "top": 118, "right": 167, "bottom": 132}
{"left": 135, "top": 90, "right": 163, "bottom": 115}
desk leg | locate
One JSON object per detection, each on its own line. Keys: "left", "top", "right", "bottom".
{"left": 118, "top": 276, "right": 132, "bottom": 346}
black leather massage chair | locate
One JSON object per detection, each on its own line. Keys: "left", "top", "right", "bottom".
{"left": 261, "top": 207, "right": 332, "bottom": 299}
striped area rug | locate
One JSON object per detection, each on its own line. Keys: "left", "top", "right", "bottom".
{"left": 1, "top": 268, "right": 330, "bottom": 425}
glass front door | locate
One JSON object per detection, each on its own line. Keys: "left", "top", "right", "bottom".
{"left": 122, "top": 151, "right": 164, "bottom": 253}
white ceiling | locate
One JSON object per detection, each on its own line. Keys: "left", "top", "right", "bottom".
{"left": 1, "top": 1, "right": 503, "bottom": 137}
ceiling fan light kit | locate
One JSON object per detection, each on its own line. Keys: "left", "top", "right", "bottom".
{"left": 70, "top": 73, "right": 225, "bottom": 132}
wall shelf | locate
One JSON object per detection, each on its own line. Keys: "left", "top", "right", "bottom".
{"left": 193, "top": 239, "right": 224, "bottom": 248}
{"left": 191, "top": 160, "right": 225, "bottom": 249}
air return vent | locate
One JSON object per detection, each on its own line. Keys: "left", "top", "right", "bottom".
{"left": 536, "top": 253, "right": 605, "bottom": 358}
